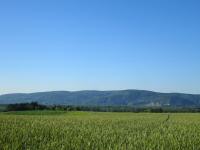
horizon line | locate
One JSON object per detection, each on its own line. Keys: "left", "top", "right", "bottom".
{"left": 1, "top": 89, "right": 200, "bottom": 96}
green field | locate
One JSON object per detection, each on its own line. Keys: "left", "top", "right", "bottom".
{"left": 0, "top": 111, "right": 200, "bottom": 150}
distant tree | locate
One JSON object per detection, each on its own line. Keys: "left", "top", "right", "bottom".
{"left": 6, "top": 102, "right": 47, "bottom": 111}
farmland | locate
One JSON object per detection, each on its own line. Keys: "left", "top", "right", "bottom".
{"left": 0, "top": 111, "right": 200, "bottom": 150}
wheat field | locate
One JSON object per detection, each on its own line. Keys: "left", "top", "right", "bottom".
{"left": 0, "top": 111, "right": 200, "bottom": 150}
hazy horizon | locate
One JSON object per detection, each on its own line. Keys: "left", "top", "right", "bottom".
{"left": 1, "top": 88, "right": 200, "bottom": 96}
{"left": 1, "top": 0, "right": 200, "bottom": 94}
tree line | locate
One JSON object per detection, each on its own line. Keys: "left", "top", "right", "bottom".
{"left": 4, "top": 102, "right": 200, "bottom": 113}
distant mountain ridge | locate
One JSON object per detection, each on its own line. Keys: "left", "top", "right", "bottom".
{"left": 0, "top": 90, "right": 200, "bottom": 107}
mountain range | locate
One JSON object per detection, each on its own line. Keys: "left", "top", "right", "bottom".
{"left": 0, "top": 90, "right": 200, "bottom": 107}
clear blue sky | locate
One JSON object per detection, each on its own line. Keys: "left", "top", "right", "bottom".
{"left": 0, "top": 0, "right": 200, "bottom": 94}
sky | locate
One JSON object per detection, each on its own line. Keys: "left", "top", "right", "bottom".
{"left": 0, "top": 0, "right": 200, "bottom": 94}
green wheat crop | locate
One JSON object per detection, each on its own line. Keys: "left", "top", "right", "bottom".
{"left": 0, "top": 111, "right": 200, "bottom": 150}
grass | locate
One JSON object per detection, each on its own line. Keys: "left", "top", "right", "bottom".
{"left": 0, "top": 111, "right": 200, "bottom": 149}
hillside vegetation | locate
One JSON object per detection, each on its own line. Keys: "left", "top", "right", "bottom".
{"left": 0, "top": 90, "right": 200, "bottom": 107}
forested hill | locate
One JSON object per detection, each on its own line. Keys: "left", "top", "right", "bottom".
{"left": 0, "top": 90, "right": 200, "bottom": 107}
